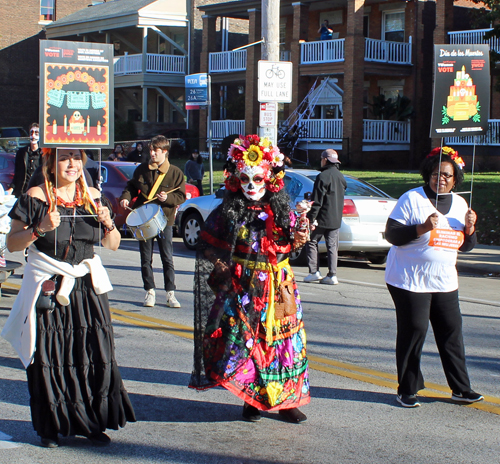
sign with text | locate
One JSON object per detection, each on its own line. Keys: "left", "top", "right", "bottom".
{"left": 258, "top": 61, "right": 292, "bottom": 103}
{"left": 39, "top": 40, "right": 114, "bottom": 148}
{"left": 259, "top": 102, "right": 277, "bottom": 126}
{"left": 185, "top": 73, "right": 208, "bottom": 110}
{"left": 430, "top": 44, "right": 490, "bottom": 137}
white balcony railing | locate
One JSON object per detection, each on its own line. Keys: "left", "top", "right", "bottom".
{"left": 209, "top": 50, "right": 247, "bottom": 73}
{"left": 300, "top": 37, "right": 412, "bottom": 65}
{"left": 114, "top": 53, "right": 186, "bottom": 76}
{"left": 114, "top": 53, "right": 142, "bottom": 75}
{"left": 211, "top": 120, "right": 245, "bottom": 140}
{"left": 445, "top": 120, "right": 500, "bottom": 146}
{"left": 301, "top": 39, "right": 345, "bottom": 64}
{"left": 448, "top": 29, "right": 500, "bottom": 54}
{"left": 147, "top": 54, "right": 185, "bottom": 74}
{"left": 365, "top": 37, "right": 412, "bottom": 64}
{"left": 300, "top": 119, "right": 343, "bottom": 141}
{"left": 363, "top": 120, "right": 411, "bottom": 143}
{"left": 287, "top": 119, "right": 410, "bottom": 144}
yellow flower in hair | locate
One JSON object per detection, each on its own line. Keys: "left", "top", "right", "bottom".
{"left": 260, "top": 138, "right": 271, "bottom": 148}
{"left": 243, "top": 145, "right": 263, "bottom": 166}
{"left": 275, "top": 170, "right": 285, "bottom": 180}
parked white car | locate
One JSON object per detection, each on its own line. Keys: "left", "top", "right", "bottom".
{"left": 175, "top": 169, "right": 397, "bottom": 264}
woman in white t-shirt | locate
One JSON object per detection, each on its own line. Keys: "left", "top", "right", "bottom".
{"left": 384, "top": 146, "right": 483, "bottom": 408}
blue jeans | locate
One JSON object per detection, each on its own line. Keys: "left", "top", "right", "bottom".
{"left": 138, "top": 226, "right": 176, "bottom": 292}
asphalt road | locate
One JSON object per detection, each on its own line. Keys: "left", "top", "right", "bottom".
{"left": 0, "top": 237, "right": 499, "bottom": 464}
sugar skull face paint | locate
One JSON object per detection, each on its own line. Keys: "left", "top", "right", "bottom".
{"left": 239, "top": 165, "right": 267, "bottom": 201}
{"left": 30, "top": 127, "right": 40, "bottom": 143}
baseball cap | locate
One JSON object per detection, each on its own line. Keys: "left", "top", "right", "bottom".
{"left": 321, "top": 149, "right": 341, "bottom": 164}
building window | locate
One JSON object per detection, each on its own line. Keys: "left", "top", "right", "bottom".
{"left": 40, "top": 0, "right": 55, "bottom": 21}
{"left": 383, "top": 11, "right": 405, "bottom": 42}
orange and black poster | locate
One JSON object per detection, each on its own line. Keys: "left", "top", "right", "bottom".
{"left": 39, "top": 40, "right": 114, "bottom": 148}
{"left": 430, "top": 44, "right": 490, "bottom": 138}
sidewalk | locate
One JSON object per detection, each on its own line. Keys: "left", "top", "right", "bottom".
{"left": 457, "top": 244, "right": 500, "bottom": 276}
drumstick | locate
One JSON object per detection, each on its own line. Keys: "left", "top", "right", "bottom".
{"left": 143, "top": 186, "right": 181, "bottom": 204}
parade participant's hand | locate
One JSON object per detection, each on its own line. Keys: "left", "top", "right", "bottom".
{"left": 464, "top": 208, "right": 477, "bottom": 235}
{"left": 5, "top": 188, "right": 13, "bottom": 196}
{"left": 120, "top": 199, "right": 129, "bottom": 209}
{"left": 418, "top": 212, "right": 439, "bottom": 236}
{"left": 38, "top": 205, "right": 61, "bottom": 234}
{"left": 293, "top": 230, "right": 308, "bottom": 249}
{"left": 156, "top": 191, "right": 168, "bottom": 202}
{"left": 97, "top": 205, "right": 113, "bottom": 229}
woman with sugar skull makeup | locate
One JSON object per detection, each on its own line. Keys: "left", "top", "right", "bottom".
{"left": 189, "top": 135, "right": 310, "bottom": 423}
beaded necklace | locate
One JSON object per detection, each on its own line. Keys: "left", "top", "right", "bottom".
{"left": 53, "top": 183, "right": 83, "bottom": 208}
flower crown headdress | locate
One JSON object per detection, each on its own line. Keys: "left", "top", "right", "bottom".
{"left": 427, "top": 146, "right": 465, "bottom": 169}
{"left": 224, "top": 134, "right": 286, "bottom": 193}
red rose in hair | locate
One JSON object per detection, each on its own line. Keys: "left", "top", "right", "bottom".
{"left": 245, "top": 134, "right": 260, "bottom": 145}
{"left": 224, "top": 174, "right": 241, "bottom": 192}
{"left": 265, "top": 177, "right": 284, "bottom": 193}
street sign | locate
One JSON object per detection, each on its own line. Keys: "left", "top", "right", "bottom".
{"left": 259, "top": 102, "right": 277, "bottom": 126}
{"left": 185, "top": 73, "right": 208, "bottom": 110}
{"left": 257, "top": 61, "right": 292, "bottom": 103}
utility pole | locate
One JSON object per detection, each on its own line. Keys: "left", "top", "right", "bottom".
{"left": 260, "top": 0, "right": 280, "bottom": 143}
{"left": 261, "top": 0, "right": 280, "bottom": 61}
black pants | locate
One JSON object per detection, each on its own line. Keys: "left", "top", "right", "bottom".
{"left": 139, "top": 226, "right": 176, "bottom": 292}
{"left": 387, "top": 284, "right": 471, "bottom": 395}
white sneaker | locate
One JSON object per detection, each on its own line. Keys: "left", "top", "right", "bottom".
{"left": 166, "top": 291, "right": 181, "bottom": 308}
{"left": 304, "top": 271, "right": 323, "bottom": 283}
{"left": 144, "top": 289, "right": 156, "bottom": 307}
{"left": 320, "top": 275, "right": 339, "bottom": 285}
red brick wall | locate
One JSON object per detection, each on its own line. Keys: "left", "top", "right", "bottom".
{"left": 0, "top": 0, "right": 88, "bottom": 128}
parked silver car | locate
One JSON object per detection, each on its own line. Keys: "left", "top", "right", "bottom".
{"left": 175, "top": 170, "right": 397, "bottom": 264}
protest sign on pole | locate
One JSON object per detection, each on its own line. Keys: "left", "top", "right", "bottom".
{"left": 430, "top": 44, "right": 490, "bottom": 138}
{"left": 39, "top": 40, "right": 114, "bottom": 148}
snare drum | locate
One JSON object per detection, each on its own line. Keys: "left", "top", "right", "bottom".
{"left": 125, "top": 204, "right": 167, "bottom": 241}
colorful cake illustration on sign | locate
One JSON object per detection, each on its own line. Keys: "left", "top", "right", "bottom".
{"left": 444, "top": 65, "right": 479, "bottom": 122}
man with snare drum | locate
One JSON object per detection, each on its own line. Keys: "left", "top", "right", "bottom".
{"left": 120, "top": 135, "right": 186, "bottom": 308}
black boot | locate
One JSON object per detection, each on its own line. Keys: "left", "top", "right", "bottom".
{"left": 89, "top": 432, "right": 111, "bottom": 446}
{"left": 278, "top": 408, "right": 307, "bottom": 423}
{"left": 242, "top": 403, "right": 261, "bottom": 422}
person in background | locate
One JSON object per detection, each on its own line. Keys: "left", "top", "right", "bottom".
{"left": 304, "top": 149, "right": 346, "bottom": 285}
{"left": 2, "top": 147, "right": 135, "bottom": 448}
{"left": 385, "top": 146, "right": 483, "bottom": 408}
{"left": 318, "top": 19, "right": 333, "bottom": 40}
{"left": 127, "top": 142, "right": 146, "bottom": 163}
{"left": 119, "top": 136, "right": 186, "bottom": 308}
{"left": 108, "top": 143, "right": 125, "bottom": 161}
{"left": 184, "top": 149, "right": 205, "bottom": 196}
{"left": 7, "top": 123, "right": 42, "bottom": 198}
{"left": 189, "top": 134, "right": 310, "bottom": 423}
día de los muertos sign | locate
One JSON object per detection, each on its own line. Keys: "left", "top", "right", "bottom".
{"left": 430, "top": 44, "right": 490, "bottom": 137}
{"left": 39, "top": 40, "right": 114, "bottom": 148}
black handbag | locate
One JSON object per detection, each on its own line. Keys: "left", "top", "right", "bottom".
{"left": 36, "top": 278, "right": 57, "bottom": 313}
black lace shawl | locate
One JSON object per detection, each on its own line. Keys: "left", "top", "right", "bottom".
{"left": 189, "top": 189, "right": 292, "bottom": 389}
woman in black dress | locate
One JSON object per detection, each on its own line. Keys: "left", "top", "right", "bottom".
{"left": 2, "top": 148, "right": 135, "bottom": 448}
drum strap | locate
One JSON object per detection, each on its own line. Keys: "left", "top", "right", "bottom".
{"left": 145, "top": 173, "right": 166, "bottom": 201}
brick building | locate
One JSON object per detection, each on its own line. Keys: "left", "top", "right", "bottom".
{"left": 0, "top": 0, "right": 89, "bottom": 128}
{"left": 197, "top": 0, "right": 500, "bottom": 169}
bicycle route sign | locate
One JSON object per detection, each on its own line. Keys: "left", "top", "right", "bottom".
{"left": 257, "top": 61, "right": 292, "bottom": 103}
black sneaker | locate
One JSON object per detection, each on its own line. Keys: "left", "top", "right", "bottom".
{"left": 397, "top": 394, "right": 421, "bottom": 408}
{"left": 451, "top": 391, "right": 484, "bottom": 403}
